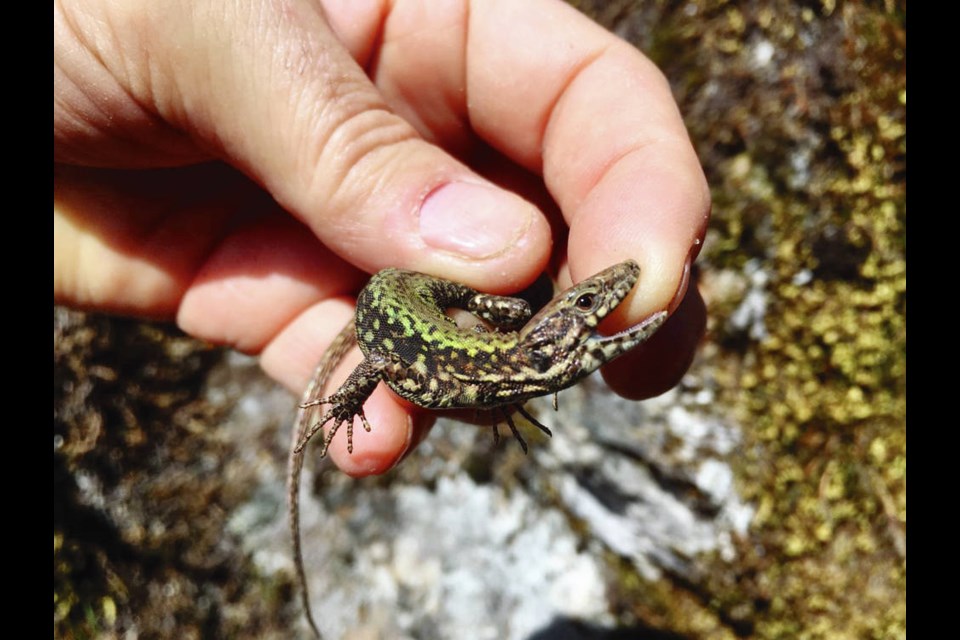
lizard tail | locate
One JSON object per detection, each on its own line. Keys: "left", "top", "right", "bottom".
{"left": 288, "top": 321, "right": 358, "bottom": 639}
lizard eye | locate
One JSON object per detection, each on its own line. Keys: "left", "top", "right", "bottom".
{"left": 575, "top": 293, "right": 597, "bottom": 311}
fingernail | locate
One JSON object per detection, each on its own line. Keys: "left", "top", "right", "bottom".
{"left": 671, "top": 259, "right": 691, "bottom": 312}
{"left": 419, "top": 181, "right": 531, "bottom": 259}
{"left": 670, "top": 249, "right": 698, "bottom": 313}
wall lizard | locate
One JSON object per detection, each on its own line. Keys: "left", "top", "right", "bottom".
{"left": 288, "top": 260, "right": 667, "bottom": 638}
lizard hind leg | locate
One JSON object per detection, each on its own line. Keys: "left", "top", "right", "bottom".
{"left": 296, "top": 354, "right": 387, "bottom": 455}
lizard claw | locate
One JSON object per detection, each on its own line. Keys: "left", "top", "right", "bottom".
{"left": 515, "top": 404, "right": 552, "bottom": 438}
{"left": 501, "top": 410, "right": 529, "bottom": 455}
{"left": 299, "top": 395, "right": 334, "bottom": 410}
{"left": 359, "top": 411, "right": 373, "bottom": 433}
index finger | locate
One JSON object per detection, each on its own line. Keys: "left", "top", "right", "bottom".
{"left": 466, "top": 1, "right": 710, "bottom": 314}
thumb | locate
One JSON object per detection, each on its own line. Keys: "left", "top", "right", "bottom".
{"left": 247, "top": 11, "right": 552, "bottom": 289}
{"left": 62, "top": 0, "right": 552, "bottom": 289}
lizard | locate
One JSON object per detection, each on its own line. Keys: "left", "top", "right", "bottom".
{"left": 288, "top": 259, "right": 668, "bottom": 638}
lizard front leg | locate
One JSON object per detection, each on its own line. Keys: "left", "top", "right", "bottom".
{"left": 465, "top": 291, "right": 532, "bottom": 330}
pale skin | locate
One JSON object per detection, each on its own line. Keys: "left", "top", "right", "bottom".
{"left": 54, "top": 0, "right": 710, "bottom": 477}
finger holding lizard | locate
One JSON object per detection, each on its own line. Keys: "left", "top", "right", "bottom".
{"left": 55, "top": 0, "right": 708, "bottom": 475}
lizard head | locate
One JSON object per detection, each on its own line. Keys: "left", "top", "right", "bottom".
{"left": 517, "top": 260, "right": 667, "bottom": 384}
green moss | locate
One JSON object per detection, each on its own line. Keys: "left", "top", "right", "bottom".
{"left": 579, "top": 1, "right": 905, "bottom": 637}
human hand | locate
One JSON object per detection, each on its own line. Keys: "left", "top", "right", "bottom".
{"left": 54, "top": 0, "right": 710, "bottom": 475}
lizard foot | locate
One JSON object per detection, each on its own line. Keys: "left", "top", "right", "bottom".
{"left": 295, "top": 398, "right": 373, "bottom": 457}
{"left": 491, "top": 405, "right": 553, "bottom": 455}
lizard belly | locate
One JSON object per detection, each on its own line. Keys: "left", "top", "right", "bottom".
{"left": 380, "top": 353, "right": 557, "bottom": 410}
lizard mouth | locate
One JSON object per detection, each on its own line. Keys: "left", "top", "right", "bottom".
{"left": 588, "top": 310, "right": 668, "bottom": 350}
